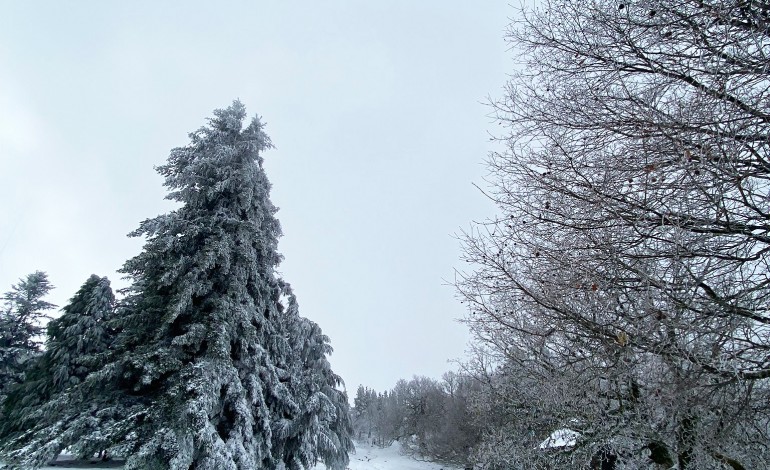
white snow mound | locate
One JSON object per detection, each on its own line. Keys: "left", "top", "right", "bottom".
{"left": 538, "top": 428, "right": 580, "bottom": 449}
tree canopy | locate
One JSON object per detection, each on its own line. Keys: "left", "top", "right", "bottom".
{"left": 458, "top": 1, "right": 770, "bottom": 468}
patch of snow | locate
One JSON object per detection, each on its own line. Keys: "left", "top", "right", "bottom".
{"left": 312, "top": 441, "right": 461, "bottom": 470}
{"left": 538, "top": 428, "right": 580, "bottom": 449}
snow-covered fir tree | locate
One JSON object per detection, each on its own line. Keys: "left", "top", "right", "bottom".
{"left": 0, "top": 101, "right": 352, "bottom": 469}
{"left": 108, "top": 101, "right": 352, "bottom": 469}
{"left": 0, "top": 275, "right": 118, "bottom": 458}
{"left": 273, "top": 287, "right": 353, "bottom": 470}
{"left": 47, "top": 274, "right": 116, "bottom": 389}
{"left": 0, "top": 271, "right": 55, "bottom": 401}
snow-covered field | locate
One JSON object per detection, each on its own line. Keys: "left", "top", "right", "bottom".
{"left": 313, "top": 441, "right": 459, "bottom": 470}
{"left": 17, "top": 441, "right": 459, "bottom": 470}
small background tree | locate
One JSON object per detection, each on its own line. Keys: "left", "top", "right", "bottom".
{"left": 0, "top": 275, "right": 118, "bottom": 459}
{"left": 0, "top": 271, "right": 55, "bottom": 401}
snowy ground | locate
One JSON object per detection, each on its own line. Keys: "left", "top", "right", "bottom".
{"left": 313, "top": 441, "right": 460, "bottom": 470}
{"left": 11, "top": 441, "right": 459, "bottom": 470}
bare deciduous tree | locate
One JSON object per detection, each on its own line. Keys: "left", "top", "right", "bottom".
{"left": 458, "top": 1, "right": 770, "bottom": 468}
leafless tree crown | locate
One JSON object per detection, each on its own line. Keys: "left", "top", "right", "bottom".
{"left": 458, "top": 1, "right": 770, "bottom": 468}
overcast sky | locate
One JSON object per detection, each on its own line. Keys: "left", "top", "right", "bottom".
{"left": 0, "top": 1, "right": 509, "bottom": 394}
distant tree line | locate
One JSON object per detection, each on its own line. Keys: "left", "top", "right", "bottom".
{"left": 0, "top": 102, "right": 352, "bottom": 470}
{"left": 352, "top": 372, "right": 484, "bottom": 467}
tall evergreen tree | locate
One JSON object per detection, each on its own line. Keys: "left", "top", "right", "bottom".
{"left": 0, "top": 271, "right": 55, "bottom": 401}
{"left": 0, "top": 101, "right": 352, "bottom": 469}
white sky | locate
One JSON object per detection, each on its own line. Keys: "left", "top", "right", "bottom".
{"left": 0, "top": 1, "right": 508, "bottom": 395}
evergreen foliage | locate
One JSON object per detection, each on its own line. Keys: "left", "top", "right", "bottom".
{"left": 0, "top": 274, "right": 117, "bottom": 457}
{"left": 0, "top": 275, "right": 121, "bottom": 463}
{"left": 0, "top": 101, "right": 352, "bottom": 469}
{"left": 48, "top": 274, "right": 116, "bottom": 389}
{"left": 0, "top": 271, "right": 55, "bottom": 401}
{"left": 271, "top": 289, "right": 353, "bottom": 470}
